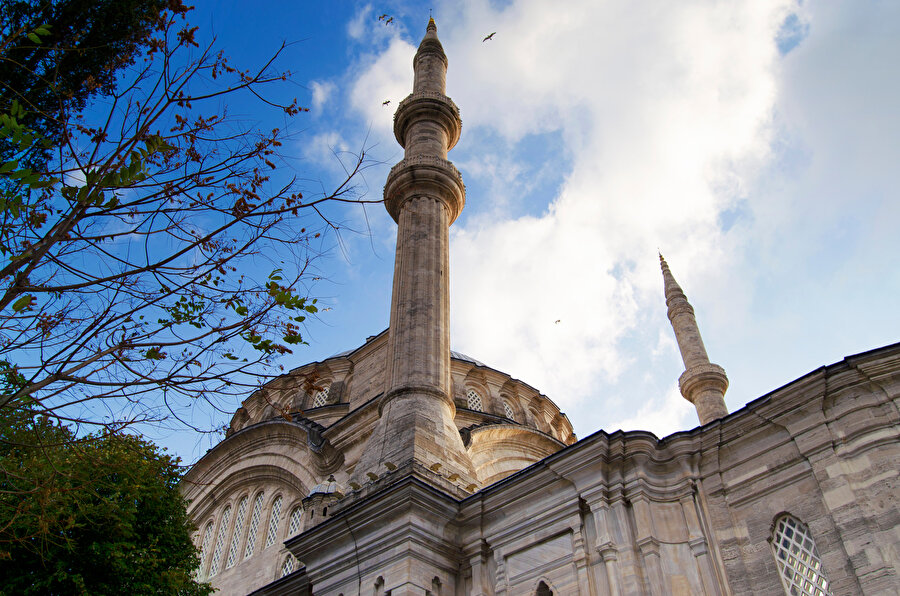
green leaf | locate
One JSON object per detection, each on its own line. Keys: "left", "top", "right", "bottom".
{"left": 12, "top": 294, "right": 34, "bottom": 312}
{"left": 0, "top": 160, "right": 18, "bottom": 173}
{"left": 27, "top": 33, "right": 41, "bottom": 44}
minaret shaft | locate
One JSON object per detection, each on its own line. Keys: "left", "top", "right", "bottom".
{"left": 660, "top": 255, "right": 729, "bottom": 425}
{"left": 386, "top": 197, "right": 451, "bottom": 394}
{"left": 350, "top": 20, "right": 476, "bottom": 490}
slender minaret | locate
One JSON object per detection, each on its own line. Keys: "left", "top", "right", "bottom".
{"left": 350, "top": 19, "right": 477, "bottom": 489}
{"left": 660, "top": 254, "right": 729, "bottom": 424}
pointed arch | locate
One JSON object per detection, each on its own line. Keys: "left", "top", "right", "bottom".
{"left": 536, "top": 581, "right": 553, "bottom": 596}
{"left": 770, "top": 513, "right": 832, "bottom": 595}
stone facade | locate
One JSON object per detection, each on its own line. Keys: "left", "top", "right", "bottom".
{"left": 181, "top": 20, "right": 900, "bottom": 596}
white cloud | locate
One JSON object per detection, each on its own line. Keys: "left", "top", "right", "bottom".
{"left": 607, "top": 385, "right": 696, "bottom": 438}
{"left": 440, "top": 0, "right": 791, "bottom": 426}
{"left": 337, "top": 0, "right": 900, "bottom": 439}
{"left": 309, "top": 81, "right": 336, "bottom": 113}
{"left": 300, "top": 131, "right": 351, "bottom": 168}
{"left": 347, "top": 5, "right": 373, "bottom": 41}
{"left": 349, "top": 38, "right": 416, "bottom": 142}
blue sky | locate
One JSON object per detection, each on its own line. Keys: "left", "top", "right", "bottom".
{"left": 165, "top": 0, "right": 900, "bottom": 464}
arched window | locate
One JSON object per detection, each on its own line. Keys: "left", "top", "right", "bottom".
{"left": 466, "top": 388, "right": 483, "bottom": 411}
{"left": 536, "top": 580, "right": 553, "bottom": 596}
{"left": 771, "top": 514, "right": 832, "bottom": 596}
{"left": 280, "top": 553, "right": 297, "bottom": 577}
{"left": 208, "top": 504, "right": 232, "bottom": 577}
{"left": 244, "top": 491, "right": 265, "bottom": 559}
{"left": 197, "top": 521, "right": 214, "bottom": 579}
{"left": 503, "top": 400, "right": 516, "bottom": 421}
{"left": 265, "top": 495, "right": 283, "bottom": 548}
{"left": 225, "top": 495, "right": 248, "bottom": 569}
{"left": 312, "top": 386, "right": 330, "bottom": 407}
{"left": 288, "top": 505, "right": 304, "bottom": 536}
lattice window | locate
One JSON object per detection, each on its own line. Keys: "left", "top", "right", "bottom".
{"left": 771, "top": 514, "right": 832, "bottom": 596}
{"left": 281, "top": 553, "right": 296, "bottom": 577}
{"left": 208, "top": 504, "right": 232, "bottom": 578}
{"left": 312, "top": 386, "right": 330, "bottom": 407}
{"left": 503, "top": 400, "right": 515, "bottom": 420}
{"left": 225, "top": 496, "right": 248, "bottom": 569}
{"left": 197, "top": 521, "right": 214, "bottom": 579}
{"left": 466, "top": 388, "right": 483, "bottom": 411}
{"left": 265, "top": 495, "right": 283, "bottom": 548}
{"left": 288, "top": 505, "right": 304, "bottom": 536}
{"left": 244, "top": 492, "right": 265, "bottom": 559}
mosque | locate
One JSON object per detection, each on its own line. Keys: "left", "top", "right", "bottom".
{"left": 181, "top": 20, "right": 900, "bottom": 596}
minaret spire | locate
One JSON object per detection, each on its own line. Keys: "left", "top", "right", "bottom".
{"left": 350, "top": 20, "right": 476, "bottom": 491}
{"left": 660, "top": 254, "right": 729, "bottom": 424}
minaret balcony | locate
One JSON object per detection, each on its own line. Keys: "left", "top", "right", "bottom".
{"left": 393, "top": 91, "right": 462, "bottom": 153}
{"left": 384, "top": 155, "right": 466, "bottom": 224}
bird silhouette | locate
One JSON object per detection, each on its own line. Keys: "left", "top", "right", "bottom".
{"left": 483, "top": 32, "right": 497, "bottom": 42}
{"left": 382, "top": 100, "right": 391, "bottom": 106}
{"left": 386, "top": 17, "right": 394, "bottom": 24}
{"left": 554, "top": 319, "right": 561, "bottom": 324}
{"left": 378, "top": 14, "right": 388, "bottom": 21}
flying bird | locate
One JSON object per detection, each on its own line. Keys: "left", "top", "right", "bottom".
{"left": 554, "top": 319, "right": 561, "bottom": 324}
{"left": 483, "top": 32, "right": 497, "bottom": 42}
{"left": 385, "top": 17, "right": 394, "bottom": 24}
{"left": 378, "top": 14, "right": 389, "bottom": 21}
{"left": 382, "top": 100, "right": 391, "bottom": 106}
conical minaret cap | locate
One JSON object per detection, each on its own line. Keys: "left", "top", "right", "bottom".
{"left": 418, "top": 17, "right": 445, "bottom": 56}
{"left": 413, "top": 18, "right": 448, "bottom": 94}
{"left": 660, "top": 252, "right": 689, "bottom": 311}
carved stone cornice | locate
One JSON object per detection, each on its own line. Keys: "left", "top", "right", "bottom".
{"left": 384, "top": 156, "right": 466, "bottom": 224}
{"left": 679, "top": 362, "right": 729, "bottom": 399}
{"left": 393, "top": 91, "right": 462, "bottom": 150}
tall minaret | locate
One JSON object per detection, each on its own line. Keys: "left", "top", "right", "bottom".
{"left": 660, "top": 254, "right": 729, "bottom": 424}
{"left": 350, "top": 19, "right": 477, "bottom": 489}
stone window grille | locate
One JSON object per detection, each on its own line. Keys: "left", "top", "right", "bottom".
{"left": 503, "top": 400, "right": 515, "bottom": 420}
{"left": 466, "top": 388, "right": 483, "bottom": 411}
{"left": 225, "top": 496, "right": 248, "bottom": 569}
{"left": 197, "top": 521, "right": 214, "bottom": 578}
{"left": 244, "top": 492, "right": 265, "bottom": 559}
{"left": 312, "top": 386, "right": 330, "bottom": 408}
{"left": 265, "top": 495, "right": 283, "bottom": 548}
{"left": 288, "top": 505, "right": 304, "bottom": 536}
{"left": 208, "top": 504, "right": 232, "bottom": 577}
{"left": 771, "top": 514, "right": 833, "bottom": 596}
{"left": 281, "top": 553, "right": 296, "bottom": 577}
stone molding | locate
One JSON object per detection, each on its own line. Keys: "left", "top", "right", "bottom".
{"left": 393, "top": 91, "right": 462, "bottom": 150}
{"left": 383, "top": 157, "right": 466, "bottom": 223}
{"left": 679, "top": 362, "right": 729, "bottom": 399}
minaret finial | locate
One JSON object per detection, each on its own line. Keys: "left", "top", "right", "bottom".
{"left": 660, "top": 256, "right": 729, "bottom": 425}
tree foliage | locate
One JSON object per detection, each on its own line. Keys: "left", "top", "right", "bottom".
{"left": 0, "top": 4, "right": 369, "bottom": 435}
{"left": 0, "top": 404, "right": 212, "bottom": 595}
{"left": 0, "top": 0, "right": 175, "bottom": 169}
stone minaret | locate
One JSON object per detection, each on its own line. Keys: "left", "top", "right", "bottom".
{"left": 660, "top": 254, "right": 729, "bottom": 424}
{"left": 350, "top": 19, "right": 477, "bottom": 490}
